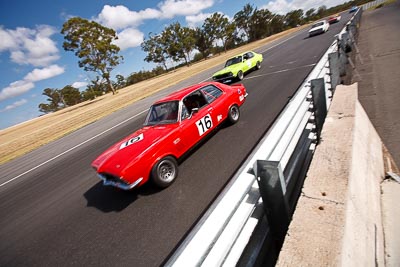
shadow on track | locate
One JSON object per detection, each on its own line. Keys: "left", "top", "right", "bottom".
{"left": 83, "top": 182, "right": 161, "bottom": 212}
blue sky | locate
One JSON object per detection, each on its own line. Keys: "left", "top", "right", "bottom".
{"left": 0, "top": 0, "right": 346, "bottom": 130}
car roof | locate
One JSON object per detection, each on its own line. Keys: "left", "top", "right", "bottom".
{"left": 314, "top": 20, "right": 327, "bottom": 24}
{"left": 153, "top": 82, "right": 221, "bottom": 104}
{"left": 227, "top": 51, "right": 254, "bottom": 59}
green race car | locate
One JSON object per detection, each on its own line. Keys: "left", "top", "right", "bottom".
{"left": 212, "top": 51, "right": 263, "bottom": 82}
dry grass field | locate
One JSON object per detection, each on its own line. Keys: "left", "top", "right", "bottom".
{"left": 0, "top": 26, "right": 306, "bottom": 164}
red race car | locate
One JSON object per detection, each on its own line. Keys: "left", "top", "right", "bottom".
{"left": 91, "top": 82, "right": 248, "bottom": 190}
{"left": 328, "top": 14, "right": 341, "bottom": 24}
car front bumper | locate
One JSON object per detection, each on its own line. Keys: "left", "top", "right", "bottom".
{"left": 98, "top": 173, "right": 143, "bottom": 190}
{"left": 212, "top": 72, "right": 235, "bottom": 82}
{"left": 309, "top": 29, "right": 324, "bottom": 36}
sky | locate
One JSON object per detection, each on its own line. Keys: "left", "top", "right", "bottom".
{"left": 0, "top": 0, "right": 347, "bottom": 130}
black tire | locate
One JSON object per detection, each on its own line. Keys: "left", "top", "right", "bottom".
{"left": 255, "top": 61, "right": 261, "bottom": 70}
{"left": 237, "top": 70, "right": 244, "bottom": 81}
{"left": 227, "top": 105, "right": 240, "bottom": 124}
{"left": 151, "top": 156, "right": 178, "bottom": 188}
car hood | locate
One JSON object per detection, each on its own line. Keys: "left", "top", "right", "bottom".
{"left": 213, "top": 64, "right": 242, "bottom": 76}
{"left": 92, "top": 125, "right": 174, "bottom": 175}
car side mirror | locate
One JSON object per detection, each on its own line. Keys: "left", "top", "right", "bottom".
{"left": 188, "top": 108, "right": 199, "bottom": 119}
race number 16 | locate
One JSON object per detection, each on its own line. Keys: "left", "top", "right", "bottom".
{"left": 196, "top": 114, "right": 213, "bottom": 136}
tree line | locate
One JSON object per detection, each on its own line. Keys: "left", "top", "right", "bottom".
{"left": 39, "top": 0, "right": 372, "bottom": 114}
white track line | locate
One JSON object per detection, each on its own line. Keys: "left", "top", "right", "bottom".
{"left": 246, "top": 63, "right": 317, "bottom": 79}
{"left": 0, "top": 109, "right": 148, "bottom": 188}
{"left": 259, "top": 29, "right": 305, "bottom": 54}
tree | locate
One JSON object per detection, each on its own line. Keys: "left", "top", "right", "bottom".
{"left": 114, "top": 74, "right": 126, "bottom": 89}
{"left": 222, "top": 22, "right": 236, "bottom": 52}
{"left": 38, "top": 88, "right": 63, "bottom": 113}
{"left": 81, "top": 77, "right": 107, "bottom": 101}
{"left": 233, "top": 4, "right": 255, "bottom": 41}
{"left": 60, "top": 85, "right": 81, "bottom": 106}
{"left": 38, "top": 85, "right": 82, "bottom": 113}
{"left": 285, "top": 9, "right": 304, "bottom": 28}
{"left": 161, "top": 22, "right": 196, "bottom": 66}
{"left": 61, "top": 17, "right": 123, "bottom": 95}
{"left": 201, "top": 15, "right": 219, "bottom": 51}
{"left": 203, "top": 13, "right": 236, "bottom": 53}
{"left": 141, "top": 33, "right": 168, "bottom": 70}
{"left": 305, "top": 8, "right": 316, "bottom": 22}
{"left": 316, "top": 5, "right": 327, "bottom": 19}
{"left": 179, "top": 26, "right": 196, "bottom": 65}
{"left": 194, "top": 27, "right": 213, "bottom": 59}
{"left": 269, "top": 14, "right": 285, "bottom": 35}
{"left": 125, "top": 66, "right": 167, "bottom": 86}
{"left": 248, "top": 8, "right": 274, "bottom": 40}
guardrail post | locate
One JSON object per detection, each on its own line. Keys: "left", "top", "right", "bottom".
{"left": 254, "top": 160, "right": 290, "bottom": 250}
{"left": 328, "top": 52, "right": 341, "bottom": 89}
{"left": 311, "top": 78, "right": 327, "bottom": 144}
{"left": 283, "top": 129, "right": 313, "bottom": 213}
{"left": 338, "top": 36, "right": 350, "bottom": 75}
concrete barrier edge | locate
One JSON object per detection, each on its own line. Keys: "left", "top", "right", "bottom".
{"left": 276, "top": 83, "right": 385, "bottom": 266}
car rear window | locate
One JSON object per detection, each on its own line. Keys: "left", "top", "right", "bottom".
{"left": 201, "top": 85, "right": 223, "bottom": 103}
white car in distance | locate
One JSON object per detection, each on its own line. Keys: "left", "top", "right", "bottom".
{"left": 308, "top": 20, "right": 329, "bottom": 37}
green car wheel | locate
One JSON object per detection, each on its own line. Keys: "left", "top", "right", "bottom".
{"left": 237, "top": 71, "right": 244, "bottom": 81}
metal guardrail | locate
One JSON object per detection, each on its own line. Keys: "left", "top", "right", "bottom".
{"left": 362, "top": 0, "right": 387, "bottom": 10}
{"left": 165, "top": 8, "right": 364, "bottom": 267}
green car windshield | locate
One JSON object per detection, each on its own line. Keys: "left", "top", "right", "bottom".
{"left": 225, "top": 56, "right": 242, "bottom": 67}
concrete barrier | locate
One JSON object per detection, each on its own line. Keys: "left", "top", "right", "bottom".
{"left": 276, "top": 83, "right": 385, "bottom": 266}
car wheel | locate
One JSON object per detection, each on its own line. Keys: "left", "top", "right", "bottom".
{"left": 237, "top": 71, "right": 244, "bottom": 81}
{"left": 255, "top": 61, "right": 261, "bottom": 70}
{"left": 151, "top": 156, "right": 178, "bottom": 188}
{"left": 227, "top": 105, "right": 240, "bottom": 124}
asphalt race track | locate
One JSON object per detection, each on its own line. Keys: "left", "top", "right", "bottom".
{"left": 0, "top": 13, "right": 352, "bottom": 266}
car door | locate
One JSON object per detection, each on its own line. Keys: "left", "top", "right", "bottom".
{"left": 200, "top": 84, "right": 226, "bottom": 125}
{"left": 242, "top": 52, "right": 253, "bottom": 72}
{"left": 177, "top": 90, "right": 214, "bottom": 153}
{"left": 247, "top": 52, "right": 256, "bottom": 69}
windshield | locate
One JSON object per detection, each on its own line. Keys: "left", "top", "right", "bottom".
{"left": 144, "top": 101, "right": 179, "bottom": 125}
{"left": 312, "top": 22, "right": 324, "bottom": 28}
{"left": 225, "top": 56, "right": 242, "bottom": 67}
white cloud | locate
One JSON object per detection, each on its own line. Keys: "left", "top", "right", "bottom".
{"left": 95, "top": 5, "right": 158, "bottom": 50}
{"left": 71, "top": 81, "right": 88, "bottom": 88}
{"left": 97, "top": 5, "right": 160, "bottom": 30}
{"left": 158, "top": 0, "right": 214, "bottom": 18}
{"left": 24, "top": 65, "right": 65, "bottom": 82}
{"left": 262, "top": 0, "right": 346, "bottom": 15}
{"left": 114, "top": 28, "right": 144, "bottom": 50}
{"left": 0, "top": 81, "right": 34, "bottom": 101}
{"left": 1, "top": 25, "right": 59, "bottom": 67}
{"left": 96, "top": 0, "right": 215, "bottom": 29}
{"left": 0, "top": 26, "right": 17, "bottom": 51}
{"left": 95, "top": 1, "right": 215, "bottom": 50}
{"left": 186, "top": 12, "right": 213, "bottom": 27}
{"left": 0, "top": 65, "right": 65, "bottom": 102}
{"left": 1, "top": 99, "right": 28, "bottom": 112}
